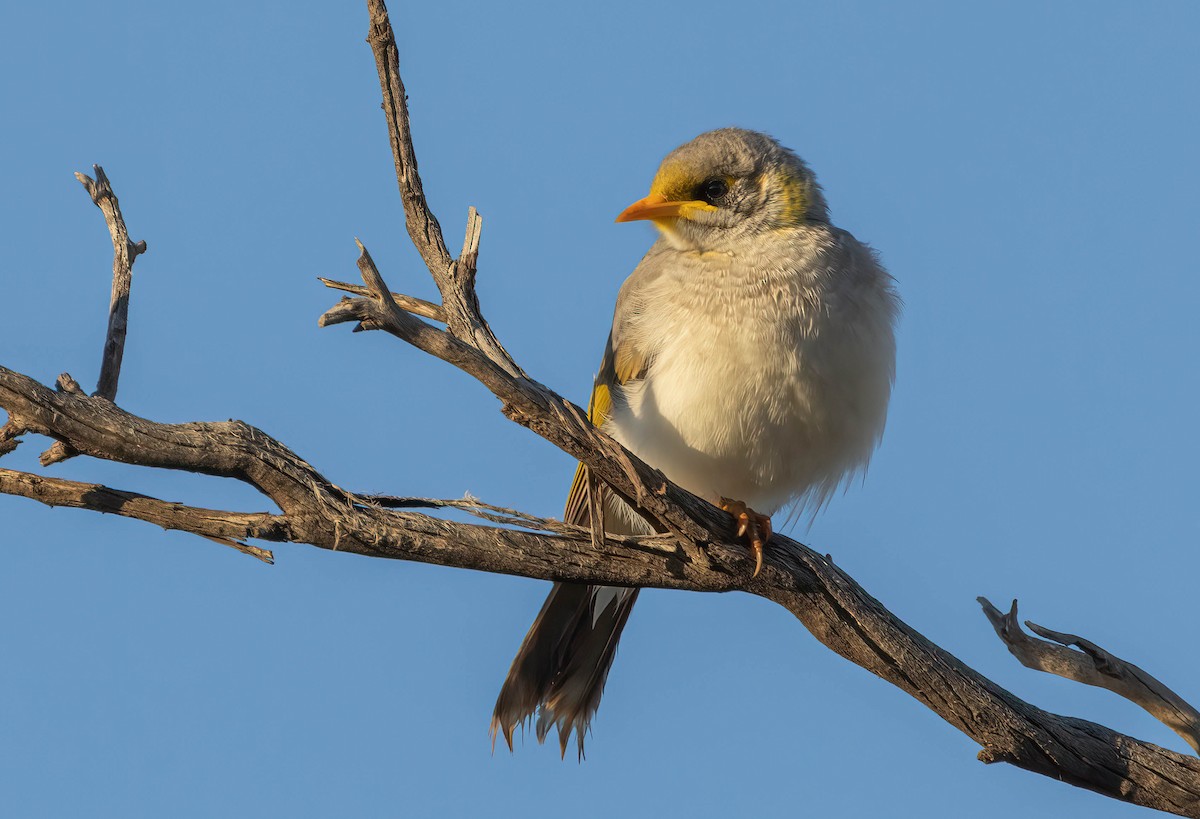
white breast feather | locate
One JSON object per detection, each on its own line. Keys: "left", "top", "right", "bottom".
{"left": 605, "top": 228, "right": 897, "bottom": 519}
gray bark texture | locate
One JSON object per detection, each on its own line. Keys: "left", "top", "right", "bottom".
{"left": 1, "top": 1, "right": 1198, "bottom": 814}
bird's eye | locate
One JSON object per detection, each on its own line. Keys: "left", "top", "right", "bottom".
{"left": 699, "top": 178, "right": 729, "bottom": 205}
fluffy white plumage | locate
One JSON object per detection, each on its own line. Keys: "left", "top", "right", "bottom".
{"left": 609, "top": 223, "right": 896, "bottom": 518}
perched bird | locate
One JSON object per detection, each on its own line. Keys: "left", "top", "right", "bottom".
{"left": 491, "top": 128, "right": 900, "bottom": 758}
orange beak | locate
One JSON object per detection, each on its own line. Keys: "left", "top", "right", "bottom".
{"left": 615, "top": 193, "right": 711, "bottom": 223}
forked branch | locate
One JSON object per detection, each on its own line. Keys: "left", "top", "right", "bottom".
{"left": 980, "top": 598, "right": 1200, "bottom": 754}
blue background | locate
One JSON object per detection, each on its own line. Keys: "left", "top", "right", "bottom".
{"left": 2, "top": 1, "right": 1197, "bottom": 816}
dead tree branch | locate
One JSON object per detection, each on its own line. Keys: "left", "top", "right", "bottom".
{"left": 0, "top": 363, "right": 729, "bottom": 589}
{"left": 0, "top": 0, "right": 1197, "bottom": 814}
{"left": 77, "top": 164, "right": 148, "bottom": 402}
{"left": 40, "top": 167, "right": 147, "bottom": 468}
{"left": 318, "top": 276, "right": 446, "bottom": 322}
{"left": 0, "top": 467, "right": 278, "bottom": 564}
{"left": 981, "top": 598, "right": 1200, "bottom": 754}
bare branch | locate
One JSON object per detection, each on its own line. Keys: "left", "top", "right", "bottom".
{"left": 76, "top": 165, "right": 147, "bottom": 400}
{"left": 318, "top": 276, "right": 446, "bottom": 322}
{"left": 5, "top": 343, "right": 1200, "bottom": 813}
{"left": 0, "top": 364, "right": 711, "bottom": 588}
{"left": 980, "top": 598, "right": 1200, "bottom": 754}
{"left": 39, "top": 168, "right": 148, "bottom": 467}
{"left": 0, "top": 467, "right": 278, "bottom": 563}
{"left": 364, "top": 0, "right": 452, "bottom": 277}
{"left": 362, "top": 2, "right": 520, "bottom": 377}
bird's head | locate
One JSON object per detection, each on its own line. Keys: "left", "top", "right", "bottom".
{"left": 616, "top": 128, "right": 828, "bottom": 251}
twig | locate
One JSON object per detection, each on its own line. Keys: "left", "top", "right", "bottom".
{"left": 197, "top": 535, "right": 276, "bottom": 564}
{"left": 979, "top": 598, "right": 1200, "bottom": 754}
{"left": 355, "top": 492, "right": 677, "bottom": 551}
{"left": 358, "top": 493, "right": 579, "bottom": 531}
{"left": 318, "top": 277, "right": 446, "bottom": 322}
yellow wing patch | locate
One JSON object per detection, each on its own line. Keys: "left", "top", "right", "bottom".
{"left": 563, "top": 382, "right": 613, "bottom": 526}
{"left": 562, "top": 343, "right": 646, "bottom": 527}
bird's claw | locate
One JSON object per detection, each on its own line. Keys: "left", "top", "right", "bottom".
{"left": 720, "top": 498, "right": 771, "bottom": 577}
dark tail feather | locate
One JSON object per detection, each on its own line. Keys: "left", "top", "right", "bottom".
{"left": 491, "top": 583, "right": 639, "bottom": 759}
{"left": 492, "top": 475, "right": 647, "bottom": 757}
{"left": 490, "top": 582, "right": 590, "bottom": 750}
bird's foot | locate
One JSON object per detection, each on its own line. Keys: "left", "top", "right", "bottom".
{"left": 719, "top": 498, "right": 771, "bottom": 577}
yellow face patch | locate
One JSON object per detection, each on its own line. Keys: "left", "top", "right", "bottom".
{"left": 648, "top": 162, "right": 728, "bottom": 204}
{"left": 644, "top": 163, "right": 725, "bottom": 235}
{"left": 648, "top": 162, "right": 699, "bottom": 202}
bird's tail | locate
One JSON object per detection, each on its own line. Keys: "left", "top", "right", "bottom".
{"left": 490, "top": 582, "right": 639, "bottom": 759}
{"left": 491, "top": 486, "right": 647, "bottom": 759}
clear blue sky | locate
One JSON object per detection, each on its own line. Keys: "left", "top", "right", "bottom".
{"left": 2, "top": 1, "right": 1198, "bottom": 816}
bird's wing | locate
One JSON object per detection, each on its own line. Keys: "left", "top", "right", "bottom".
{"left": 562, "top": 330, "right": 648, "bottom": 526}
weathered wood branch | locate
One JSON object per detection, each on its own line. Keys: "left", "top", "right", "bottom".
{"left": 3, "top": 347, "right": 1200, "bottom": 815}
{"left": 0, "top": 0, "right": 1197, "bottom": 814}
{"left": 0, "top": 467, "right": 278, "bottom": 564}
{"left": 0, "top": 364, "right": 731, "bottom": 590}
{"left": 77, "top": 164, "right": 147, "bottom": 402}
{"left": 980, "top": 598, "right": 1200, "bottom": 754}
{"left": 364, "top": 2, "right": 519, "bottom": 377}
{"left": 41, "top": 167, "right": 147, "bottom": 468}
{"left": 318, "top": 276, "right": 446, "bottom": 322}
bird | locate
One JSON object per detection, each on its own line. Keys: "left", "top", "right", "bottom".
{"left": 490, "top": 127, "right": 900, "bottom": 758}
